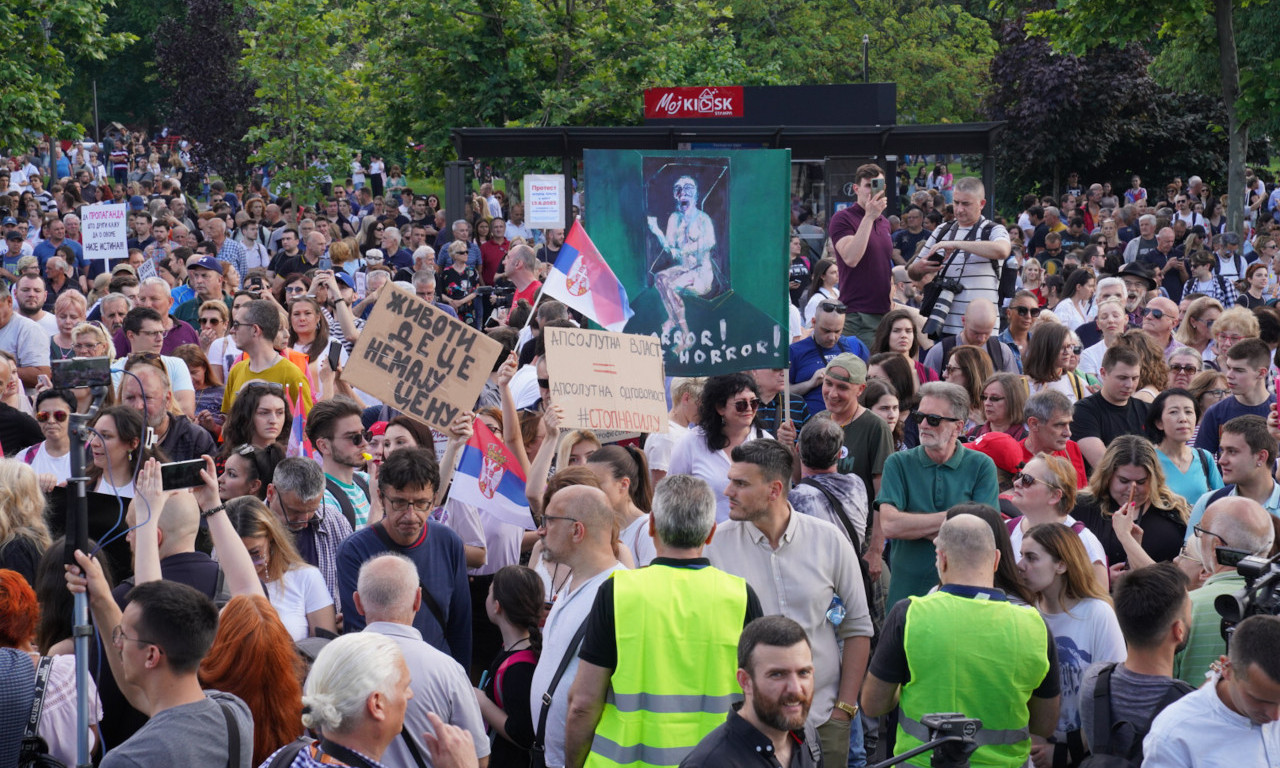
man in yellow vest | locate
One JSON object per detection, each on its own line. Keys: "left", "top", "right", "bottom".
{"left": 564, "top": 474, "right": 764, "bottom": 768}
{"left": 860, "top": 513, "right": 1061, "bottom": 768}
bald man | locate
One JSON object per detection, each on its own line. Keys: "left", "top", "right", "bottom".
{"left": 1142, "top": 296, "right": 1180, "bottom": 354}
{"left": 922, "top": 297, "right": 1020, "bottom": 376}
{"left": 112, "top": 492, "right": 225, "bottom": 607}
{"left": 1175, "top": 497, "right": 1276, "bottom": 684}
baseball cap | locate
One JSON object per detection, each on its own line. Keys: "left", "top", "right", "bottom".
{"left": 824, "top": 353, "right": 867, "bottom": 385}
{"left": 129, "top": 196, "right": 145, "bottom": 211}
{"left": 4, "top": 230, "right": 22, "bottom": 241}
{"left": 1, "top": 217, "right": 17, "bottom": 226}
{"left": 188, "top": 255, "right": 223, "bottom": 273}
{"left": 111, "top": 263, "right": 137, "bottom": 276}
{"left": 333, "top": 272, "right": 354, "bottom": 289}
{"left": 965, "top": 431, "right": 1024, "bottom": 475}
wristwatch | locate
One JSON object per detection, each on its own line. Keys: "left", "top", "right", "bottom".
{"left": 835, "top": 700, "right": 860, "bottom": 718}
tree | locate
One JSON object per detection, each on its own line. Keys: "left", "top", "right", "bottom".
{"left": 239, "top": 0, "right": 363, "bottom": 202}
{"left": 155, "top": 0, "right": 258, "bottom": 182}
{"left": 1026, "top": 0, "right": 1275, "bottom": 233}
{"left": 0, "top": 0, "right": 134, "bottom": 149}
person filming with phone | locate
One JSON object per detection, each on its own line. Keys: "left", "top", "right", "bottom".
{"left": 828, "top": 163, "right": 893, "bottom": 350}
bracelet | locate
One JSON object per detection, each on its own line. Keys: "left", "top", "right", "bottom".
{"left": 333, "top": 297, "right": 347, "bottom": 304}
{"left": 200, "top": 503, "right": 226, "bottom": 519}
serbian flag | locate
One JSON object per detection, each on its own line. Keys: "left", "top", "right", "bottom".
{"left": 451, "top": 419, "right": 535, "bottom": 529}
{"left": 285, "top": 390, "right": 313, "bottom": 459}
{"left": 543, "top": 220, "right": 634, "bottom": 332}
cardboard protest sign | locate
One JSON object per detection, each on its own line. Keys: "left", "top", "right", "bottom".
{"left": 344, "top": 285, "right": 503, "bottom": 431}
{"left": 81, "top": 203, "right": 129, "bottom": 262}
{"left": 544, "top": 326, "right": 668, "bottom": 434}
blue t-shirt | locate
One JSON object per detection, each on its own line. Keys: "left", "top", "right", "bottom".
{"left": 1194, "top": 394, "right": 1277, "bottom": 454}
{"left": 1157, "top": 447, "right": 1223, "bottom": 509}
{"left": 788, "top": 335, "right": 870, "bottom": 413}
{"left": 33, "top": 239, "right": 84, "bottom": 273}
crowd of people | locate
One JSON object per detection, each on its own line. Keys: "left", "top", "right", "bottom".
{"left": 0, "top": 146, "right": 1276, "bottom": 768}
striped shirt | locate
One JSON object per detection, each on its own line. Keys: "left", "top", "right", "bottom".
{"left": 923, "top": 219, "right": 1010, "bottom": 335}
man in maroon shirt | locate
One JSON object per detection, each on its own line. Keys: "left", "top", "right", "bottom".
{"left": 827, "top": 164, "right": 892, "bottom": 349}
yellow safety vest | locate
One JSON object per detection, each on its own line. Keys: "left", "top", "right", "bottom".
{"left": 585, "top": 563, "right": 747, "bottom": 768}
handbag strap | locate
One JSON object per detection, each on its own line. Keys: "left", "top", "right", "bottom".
{"left": 1089, "top": 662, "right": 1116, "bottom": 753}
{"left": 798, "top": 477, "right": 862, "bottom": 552}
{"left": 219, "top": 700, "right": 240, "bottom": 768}
{"left": 23, "top": 655, "right": 54, "bottom": 739}
{"left": 534, "top": 620, "right": 590, "bottom": 748}
{"left": 400, "top": 725, "right": 430, "bottom": 768}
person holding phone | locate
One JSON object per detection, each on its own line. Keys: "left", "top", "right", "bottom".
{"left": 827, "top": 163, "right": 893, "bottom": 350}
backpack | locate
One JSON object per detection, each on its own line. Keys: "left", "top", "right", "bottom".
{"left": 325, "top": 473, "right": 371, "bottom": 529}
{"left": 492, "top": 649, "right": 538, "bottom": 710}
{"left": 1078, "top": 663, "right": 1193, "bottom": 768}
{"left": 939, "top": 333, "right": 1009, "bottom": 375}
{"left": 1005, "top": 516, "right": 1086, "bottom": 536}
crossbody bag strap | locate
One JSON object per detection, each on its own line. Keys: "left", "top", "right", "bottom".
{"left": 1089, "top": 662, "right": 1116, "bottom": 754}
{"left": 399, "top": 726, "right": 430, "bottom": 768}
{"left": 370, "top": 523, "right": 448, "bottom": 632}
{"left": 534, "top": 620, "right": 590, "bottom": 749}
{"left": 219, "top": 700, "right": 240, "bottom": 768}
{"left": 799, "top": 477, "right": 862, "bottom": 552}
{"left": 23, "top": 655, "right": 54, "bottom": 739}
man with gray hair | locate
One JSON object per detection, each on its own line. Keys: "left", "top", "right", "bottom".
{"left": 436, "top": 219, "right": 481, "bottom": 270}
{"left": 862, "top": 514, "right": 1060, "bottom": 768}
{"left": 564, "top": 475, "right": 763, "bottom": 768}
{"left": 269, "top": 455, "right": 353, "bottom": 607}
{"left": 709, "top": 438, "right": 872, "bottom": 766}
{"left": 355, "top": 553, "right": 490, "bottom": 768}
{"left": 876, "top": 381, "right": 1000, "bottom": 606}
{"left": 1021, "top": 390, "right": 1088, "bottom": 486}
{"left": 411, "top": 270, "right": 458, "bottom": 319}
{"left": 97, "top": 292, "right": 133, "bottom": 335}
{"left": 790, "top": 413, "right": 870, "bottom": 553}
{"left": 1123, "top": 213, "right": 1159, "bottom": 264}
{"left": 529, "top": 485, "right": 625, "bottom": 768}
{"left": 1174, "top": 496, "right": 1276, "bottom": 685}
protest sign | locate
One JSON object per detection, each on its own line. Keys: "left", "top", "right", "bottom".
{"left": 584, "top": 148, "right": 791, "bottom": 376}
{"left": 523, "top": 174, "right": 565, "bottom": 227}
{"left": 544, "top": 326, "right": 668, "bottom": 434}
{"left": 135, "top": 258, "right": 158, "bottom": 281}
{"left": 81, "top": 203, "right": 129, "bottom": 262}
{"left": 344, "top": 284, "right": 503, "bottom": 431}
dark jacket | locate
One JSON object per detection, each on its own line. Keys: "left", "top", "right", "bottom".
{"left": 158, "top": 413, "right": 217, "bottom": 462}
{"left": 679, "top": 704, "right": 822, "bottom": 768}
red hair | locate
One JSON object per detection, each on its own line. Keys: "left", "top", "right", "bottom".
{"left": 199, "top": 596, "right": 304, "bottom": 763}
{"left": 0, "top": 569, "right": 37, "bottom": 647}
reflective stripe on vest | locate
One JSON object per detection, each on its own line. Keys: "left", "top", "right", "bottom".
{"left": 897, "top": 591, "right": 1049, "bottom": 768}
{"left": 585, "top": 564, "right": 747, "bottom": 768}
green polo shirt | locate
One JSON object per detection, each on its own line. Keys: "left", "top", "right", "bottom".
{"left": 1174, "top": 570, "right": 1244, "bottom": 685}
{"left": 174, "top": 295, "right": 233, "bottom": 327}
{"left": 875, "top": 441, "right": 1000, "bottom": 607}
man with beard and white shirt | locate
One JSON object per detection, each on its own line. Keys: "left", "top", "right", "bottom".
{"left": 13, "top": 274, "right": 58, "bottom": 336}
{"left": 529, "top": 485, "right": 625, "bottom": 768}
{"left": 680, "top": 616, "right": 823, "bottom": 768}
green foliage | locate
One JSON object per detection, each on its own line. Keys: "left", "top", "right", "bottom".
{"left": 240, "top": 0, "right": 365, "bottom": 202}
{"left": 0, "top": 0, "right": 133, "bottom": 148}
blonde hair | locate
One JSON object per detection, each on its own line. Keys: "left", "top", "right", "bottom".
{"left": 1175, "top": 297, "right": 1224, "bottom": 346}
{"left": 557, "top": 429, "right": 602, "bottom": 469}
{"left": 71, "top": 321, "right": 116, "bottom": 359}
{"left": 0, "top": 460, "right": 50, "bottom": 553}
{"left": 1214, "top": 305, "right": 1260, "bottom": 339}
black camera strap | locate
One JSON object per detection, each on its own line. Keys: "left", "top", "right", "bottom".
{"left": 935, "top": 217, "right": 994, "bottom": 285}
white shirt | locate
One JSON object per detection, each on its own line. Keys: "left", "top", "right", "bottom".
{"left": 1010, "top": 515, "right": 1108, "bottom": 566}
{"left": 620, "top": 514, "right": 657, "bottom": 567}
{"left": 1143, "top": 675, "right": 1280, "bottom": 767}
{"left": 1042, "top": 598, "right": 1127, "bottom": 739}
{"left": 642, "top": 421, "right": 689, "bottom": 473}
{"left": 28, "top": 442, "right": 71, "bottom": 486}
{"left": 265, "top": 565, "right": 331, "bottom": 641}
{"left": 110, "top": 354, "right": 194, "bottom": 395}
{"left": 667, "top": 425, "right": 773, "bottom": 522}
{"left": 208, "top": 336, "right": 242, "bottom": 374}
{"left": 529, "top": 564, "right": 626, "bottom": 768}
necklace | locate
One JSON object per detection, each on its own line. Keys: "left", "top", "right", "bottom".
{"left": 504, "top": 636, "right": 531, "bottom": 652}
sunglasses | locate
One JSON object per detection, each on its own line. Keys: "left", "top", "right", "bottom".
{"left": 1010, "top": 306, "right": 1042, "bottom": 318}
{"left": 1061, "top": 345, "right": 1083, "bottom": 355}
{"left": 1013, "top": 472, "right": 1054, "bottom": 490}
{"left": 1141, "top": 307, "right": 1169, "bottom": 320}
{"left": 198, "top": 317, "right": 224, "bottom": 325}
{"left": 909, "top": 411, "right": 962, "bottom": 427}
{"left": 537, "top": 378, "right": 550, "bottom": 389}
{"left": 819, "top": 301, "right": 848, "bottom": 314}
{"left": 732, "top": 398, "right": 763, "bottom": 414}
{"left": 1170, "top": 364, "right": 1199, "bottom": 374}
{"left": 36, "top": 410, "right": 68, "bottom": 423}
{"left": 980, "top": 394, "right": 1005, "bottom": 403}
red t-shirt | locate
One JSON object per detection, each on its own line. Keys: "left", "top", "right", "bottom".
{"left": 1021, "top": 438, "right": 1088, "bottom": 489}
{"left": 479, "top": 239, "right": 510, "bottom": 285}
{"left": 514, "top": 280, "right": 542, "bottom": 306}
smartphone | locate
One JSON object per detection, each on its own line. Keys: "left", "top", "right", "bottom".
{"left": 927, "top": 251, "right": 946, "bottom": 264}
{"left": 318, "top": 256, "right": 333, "bottom": 271}
{"left": 160, "top": 459, "right": 206, "bottom": 491}
{"left": 871, "top": 177, "right": 886, "bottom": 193}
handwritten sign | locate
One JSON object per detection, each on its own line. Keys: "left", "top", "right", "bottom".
{"left": 344, "top": 284, "right": 503, "bottom": 431}
{"left": 523, "top": 174, "right": 565, "bottom": 228}
{"left": 135, "top": 258, "right": 157, "bottom": 282}
{"left": 81, "top": 203, "right": 129, "bottom": 262}
{"left": 545, "top": 327, "right": 668, "bottom": 434}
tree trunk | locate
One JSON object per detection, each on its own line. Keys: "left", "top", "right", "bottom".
{"left": 1215, "top": 0, "right": 1246, "bottom": 235}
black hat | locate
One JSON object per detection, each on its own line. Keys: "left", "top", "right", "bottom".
{"left": 1117, "top": 262, "right": 1156, "bottom": 291}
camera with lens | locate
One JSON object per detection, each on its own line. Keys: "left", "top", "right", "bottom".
{"left": 476, "top": 285, "right": 515, "bottom": 310}
{"left": 921, "top": 277, "right": 965, "bottom": 339}
{"left": 1215, "top": 551, "right": 1280, "bottom": 643}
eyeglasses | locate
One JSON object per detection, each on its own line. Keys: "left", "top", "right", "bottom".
{"left": 133, "top": 328, "right": 164, "bottom": 339}
{"left": 1013, "top": 472, "right": 1054, "bottom": 490}
{"left": 1170, "top": 364, "right": 1199, "bottom": 374}
{"left": 1141, "top": 307, "right": 1170, "bottom": 320}
{"left": 1197, "top": 317, "right": 1216, "bottom": 329}
{"left": 36, "top": 410, "right": 68, "bottom": 423}
{"left": 909, "top": 411, "right": 962, "bottom": 427}
{"left": 944, "top": 365, "right": 964, "bottom": 376}
{"left": 199, "top": 317, "right": 224, "bottom": 326}
{"left": 284, "top": 285, "right": 307, "bottom": 294}
{"left": 230, "top": 320, "right": 258, "bottom": 331}
{"left": 383, "top": 495, "right": 434, "bottom": 512}
{"left": 818, "top": 301, "right": 847, "bottom": 314}
{"left": 1061, "top": 345, "right": 1083, "bottom": 356}
{"left": 1193, "top": 524, "right": 1230, "bottom": 547}
{"left": 537, "top": 378, "right": 550, "bottom": 389}
{"left": 1010, "top": 306, "right": 1042, "bottom": 318}
{"left": 72, "top": 342, "right": 102, "bottom": 353}
{"left": 980, "top": 394, "right": 1005, "bottom": 403}
{"left": 1215, "top": 333, "right": 1244, "bottom": 344}
{"left": 541, "top": 514, "right": 579, "bottom": 526}
{"left": 732, "top": 398, "right": 763, "bottom": 414}
{"left": 1203, "top": 388, "right": 1229, "bottom": 398}
{"left": 111, "top": 624, "right": 158, "bottom": 649}
{"left": 275, "top": 494, "right": 322, "bottom": 531}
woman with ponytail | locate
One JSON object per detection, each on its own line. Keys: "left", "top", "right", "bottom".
{"left": 586, "top": 444, "right": 657, "bottom": 566}
{"left": 477, "top": 564, "right": 543, "bottom": 767}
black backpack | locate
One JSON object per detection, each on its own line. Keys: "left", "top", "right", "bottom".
{"left": 1078, "top": 663, "right": 1193, "bottom": 767}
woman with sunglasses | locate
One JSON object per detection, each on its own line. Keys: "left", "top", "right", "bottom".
{"left": 968, "top": 372, "right": 1027, "bottom": 441}
{"left": 802, "top": 258, "right": 839, "bottom": 326}
{"left": 942, "top": 345, "right": 992, "bottom": 431}
{"left": 228, "top": 495, "right": 335, "bottom": 641}
{"left": 207, "top": 292, "right": 253, "bottom": 382}
{"left": 1148, "top": 387, "right": 1222, "bottom": 508}
{"left": 1018, "top": 524, "right": 1125, "bottom": 766}
{"left": 273, "top": 273, "right": 311, "bottom": 306}
{"left": 1173, "top": 296, "right": 1223, "bottom": 360}
{"left": 668, "top": 372, "right": 772, "bottom": 522}
{"left": 1023, "top": 321, "right": 1085, "bottom": 403}
{"left": 1008, "top": 454, "right": 1108, "bottom": 592}
{"left": 1078, "top": 297, "right": 1126, "bottom": 378}
{"left": 1073, "top": 434, "right": 1191, "bottom": 571}
{"left": 20, "top": 388, "right": 75, "bottom": 492}
{"left": 356, "top": 215, "right": 383, "bottom": 256}
{"left": 871, "top": 308, "right": 936, "bottom": 391}
{"left": 1165, "top": 346, "right": 1203, "bottom": 390}
{"left": 1051, "top": 267, "right": 1097, "bottom": 331}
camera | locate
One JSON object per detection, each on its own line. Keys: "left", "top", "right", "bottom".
{"left": 477, "top": 285, "right": 515, "bottom": 310}
{"left": 921, "top": 278, "right": 964, "bottom": 339}
{"left": 1215, "top": 552, "right": 1280, "bottom": 643}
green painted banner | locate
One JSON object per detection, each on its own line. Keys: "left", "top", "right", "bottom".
{"left": 583, "top": 149, "right": 791, "bottom": 376}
